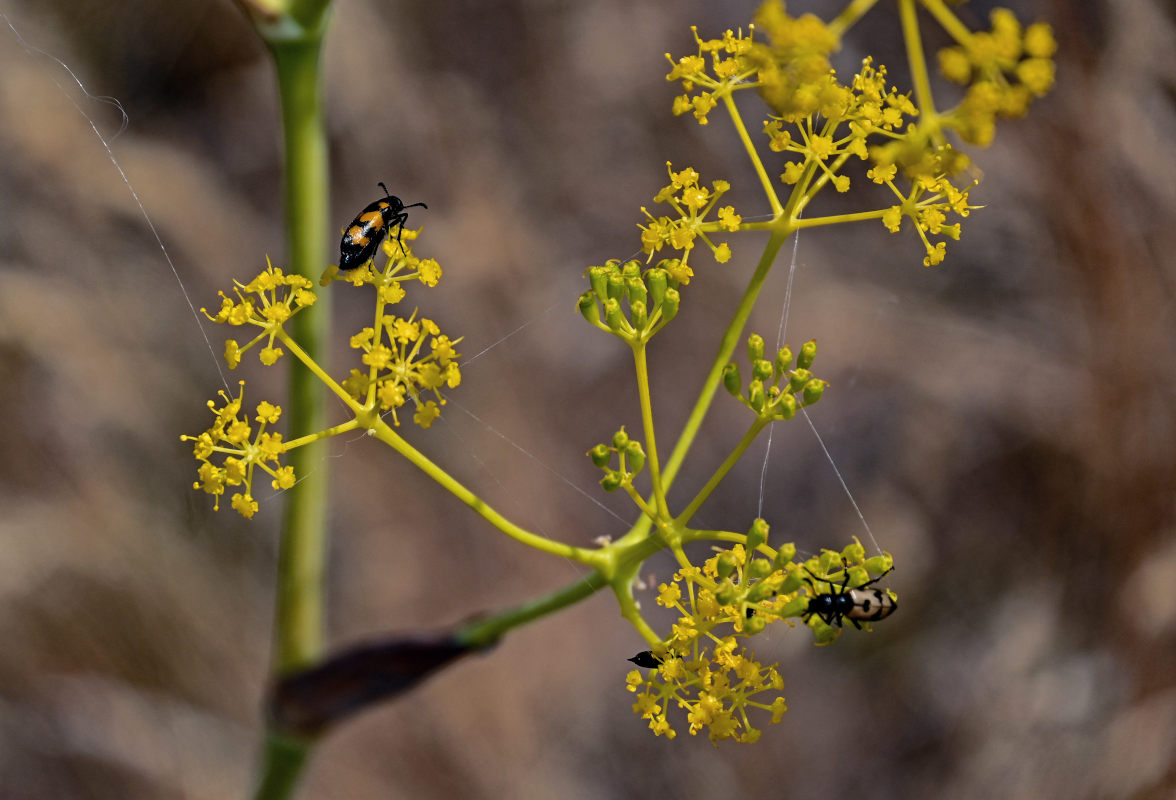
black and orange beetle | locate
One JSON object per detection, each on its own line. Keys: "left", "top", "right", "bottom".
{"left": 803, "top": 559, "right": 897, "bottom": 629}
{"left": 338, "top": 182, "right": 427, "bottom": 271}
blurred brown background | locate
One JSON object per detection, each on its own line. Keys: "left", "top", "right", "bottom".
{"left": 1, "top": 0, "right": 1174, "bottom": 797}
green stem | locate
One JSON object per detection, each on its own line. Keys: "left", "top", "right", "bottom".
{"left": 676, "top": 419, "right": 767, "bottom": 527}
{"left": 632, "top": 344, "right": 669, "bottom": 519}
{"left": 252, "top": 734, "right": 311, "bottom": 800}
{"left": 827, "top": 0, "right": 882, "bottom": 39}
{"left": 919, "top": 0, "right": 975, "bottom": 45}
{"left": 367, "top": 418, "right": 607, "bottom": 568}
{"left": 792, "top": 209, "right": 889, "bottom": 228}
{"left": 613, "top": 231, "right": 790, "bottom": 549}
{"left": 271, "top": 34, "right": 330, "bottom": 676}
{"left": 252, "top": 24, "right": 330, "bottom": 800}
{"left": 898, "top": 0, "right": 938, "bottom": 117}
{"left": 661, "top": 231, "right": 789, "bottom": 490}
{"left": 722, "top": 93, "right": 783, "bottom": 217}
{"left": 455, "top": 573, "right": 607, "bottom": 648}
{"left": 454, "top": 533, "right": 665, "bottom": 647}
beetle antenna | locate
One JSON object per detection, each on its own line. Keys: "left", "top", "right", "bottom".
{"left": 378, "top": 181, "right": 390, "bottom": 196}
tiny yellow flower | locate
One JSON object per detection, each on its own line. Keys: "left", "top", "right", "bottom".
{"left": 256, "top": 401, "right": 281, "bottom": 424}
{"left": 271, "top": 465, "right": 296, "bottom": 491}
{"left": 717, "top": 206, "right": 742, "bottom": 231}
{"left": 231, "top": 492, "right": 258, "bottom": 519}
{"left": 413, "top": 400, "right": 441, "bottom": 429}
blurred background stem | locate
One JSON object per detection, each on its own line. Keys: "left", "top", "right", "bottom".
{"left": 249, "top": 3, "right": 332, "bottom": 796}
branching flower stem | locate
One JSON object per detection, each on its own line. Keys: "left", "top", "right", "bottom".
{"left": 677, "top": 419, "right": 769, "bottom": 527}
{"left": 723, "top": 94, "right": 783, "bottom": 217}
{"left": 632, "top": 344, "right": 671, "bottom": 519}
{"left": 899, "top": 0, "right": 938, "bottom": 117}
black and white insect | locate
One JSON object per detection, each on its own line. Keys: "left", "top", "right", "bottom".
{"left": 803, "top": 559, "right": 897, "bottom": 629}
{"left": 338, "top": 182, "right": 428, "bottom": 271}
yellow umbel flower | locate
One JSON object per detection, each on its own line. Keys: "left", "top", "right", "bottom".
{"left": 181, "top": 381, "right": 293, "bottom": 518}
{"left": 638, "top": 163, "right": 739, "bottom": 267}
{"left": 202, "top": 259, "right": 316, "bottom": 368}
{"left": 344, "top": 309, "right": 463, "bottom": 428}
{"left": 936, "top": 10, "right": 1057, "bottom": 145}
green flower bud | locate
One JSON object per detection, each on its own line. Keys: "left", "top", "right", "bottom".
{"left": 612, "top": 428, "right": 630, "bottom": 449}
{"left": 747, "top": 518, "right": 770, "bottom": 550}
{"left": 626, "top": 276, "right": 647, "bottom": 307}
{"left": 604, "top": 298, "right": 626, "bottom": 332}
{"left": 748, "top": 379, "right": 766, "bottom": 413}
{"left": 802, "top": 379, "right": 827, "bottom": 405}
{"left": 841, "top": 541, "right": 864, "bottom": 564}
{"left": 600, "top": 471, "right": 623, "bottom": 492}
{"left": 743, "top": 614, "right": 766, "bottom": 634}
{"left": 747, "top": 582, "right": 773, "bottom": 605}
{"left": 715, "top": 552, "right": 738, "bottom": 579}
{"left": 811, "top": 622, "right": 840, "bottom": 645}
{"left": 747, "top": 333, "right": 765, "bottom": 362}
{"left": 777, "top": 570, "right": 803, "bottom": 594}
{"left": 776, "top": 392, "right": 797, "bottom": 420}
{"left": 722, "top": 363, "right": 742, "bottom": 397}
{"left": 646, "top": 268, "right": 668, "bottom": 309}
{"left": 747, "top": 558, "right": 773, "bottom": 579}
{"left": 788, "top": 368, "right": 812, "bottom": 394}
{"left": 606, "top": 273, "right": 626, "bottom": 302}
{"left": 798, "top": 339, "right": 817, "bottom": 369}
{"left": 588, "top": 443, "right": 611, "bottom": 468}
{"left": 587, "top": 266, "right": 609, "bottom": 300}
{"left": 621, "top": 259, "right": 642, "bottom": 278}
{"left": 630, "top": 299, "right": 648, "bottom": 329}
{"left": 578, "top": 292, "right": 600, "bottom": 325}
{"left": 715, "top": 577, "right": 738, "bottom": 604}
{"left": 773, "top": 542, "right": 796, "bottom": 567}
{"left": 775, "top": 595, "right": 807, "bottom": 618}
{"left": 625, "top": 440, "right": 646, "bottom": 473}
{"left": 752, "top": 358, "right": 774, "bottom": 382}
{"left": 774, "top": 346, "right": 793, "bottom": 378}
{"left": 660, "top": 287, "right": 680, "bottom": 323}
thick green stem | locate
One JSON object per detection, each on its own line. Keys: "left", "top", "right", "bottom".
{"left": 252, "top": 30, "right": 330, "bottom": 800}
{"left": 252, "top": 735, "right": 311, "bottom": 800}
{"left": 271, "top": 34, "right": 331, "bottom": 676}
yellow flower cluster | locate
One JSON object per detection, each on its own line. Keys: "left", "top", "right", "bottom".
{"left": 181, "top": 382, "right": 294, "bottom": 519}
{"left": 639, "top": 163, "right": 740, "bottom": 267}
{"left": 765, "top": 57, "right": 917, "bottom": 195}
{"left": 939, "top": 8, "right": 1057, "bottom": 146}
{"left": 340, "top": 311, "right": 462, "bottom": 429}
{"left": 663, "top": 1, "right": 838, "bottom": 126}
{"left": 666, "top": 26, "right": 761, "bottom": 124}
{"left": 203, "top": 260, "right": 317, "bottom": 368}
{"left": 749, "top": 0, "right": 839, "bottom": 121}
{"left": 627, "top": 542, "right": 805, "bottom": 742}
{"left": 868, "top": 143, "right": 975, "bottom": 266}
{"left": 626, "top": 533, "right": 897, "bottom": 738}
